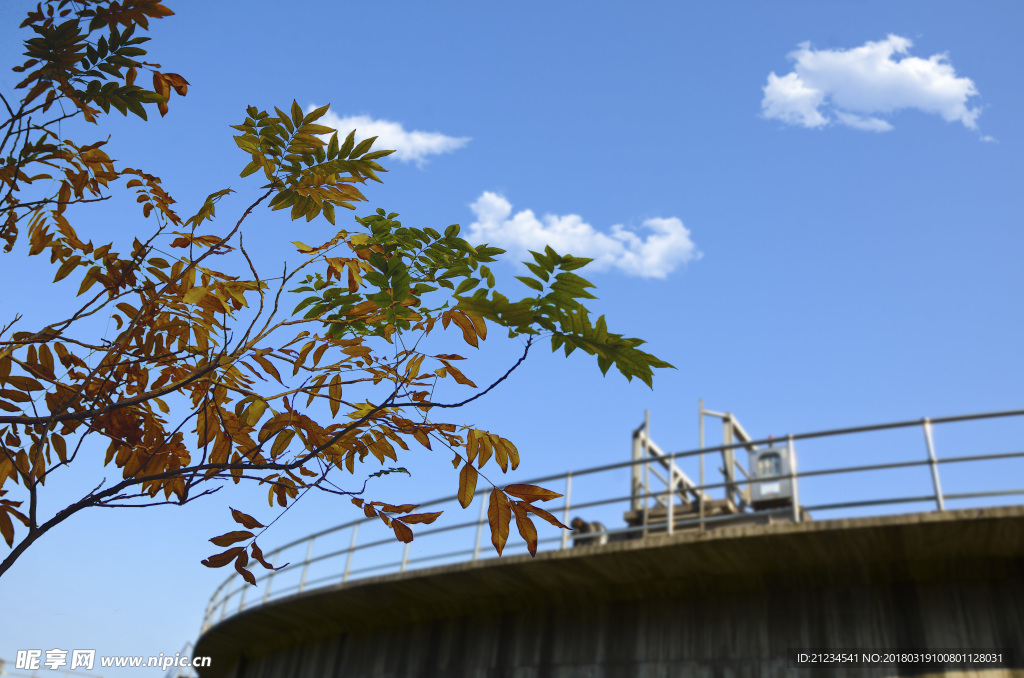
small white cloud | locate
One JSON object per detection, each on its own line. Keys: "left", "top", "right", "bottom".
{"left": 467, "top": 192, "right": 699, "bottom": 279}
{"left": 306, "top": 105, "right": 470, "bottom": 166}
{"left": 980, "top": 135, "right": 997, "bottom": 143}
{"left": 834, "top": 111, "right": 894, "bottom": 132}
{"left": 761, "top": 35, "right": 982, "bottom": 132}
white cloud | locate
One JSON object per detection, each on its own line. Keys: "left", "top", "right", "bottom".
{"left": 306, "top": 105, "right": 470, "bottom": 166}
{"left": 467, "top": 192, "right": 700, "bottom": 279}
{"left": 761, "top": 35, "right": 982, "bottom": 132}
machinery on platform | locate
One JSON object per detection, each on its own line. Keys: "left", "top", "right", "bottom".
{"left": 575, "top": 402, "right": 810, "bottom": 544}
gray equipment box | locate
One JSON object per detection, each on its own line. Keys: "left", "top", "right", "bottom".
{"left": 748, "top": 445, "right": 795, "bottom": 509}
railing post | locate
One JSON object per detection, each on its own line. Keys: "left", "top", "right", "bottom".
{"left": 298, "top": 536, "right": 315, "bottom": 593}
{"left": 922, "top": 418, "right": 945, "bottom": 511}
{"left": 261, "top": 552, "right": 279, "bottom": 603}
{"left": 642, "top": 410, "right": 650, "bottom": 537}
{"left": 238, "top": 578, "right": 248, "bottom": 612}
{"left": 473, "top": 495, "right": 487, "bottom": 561}
{"left": 343, "top": 522, "right": 359, "bottom": 583}
{"left": 631, "top": 422, "right": 643, "bottom": 512}
{"left": 699, "top": 399, "right": 705, "bottom": 533}
{"left": 789, "top": 435, "right": 801, "bottom": 523}
{"left": 400, "top": 542, "right": 411, "bottom": 572}
{"left": 667, "top": 451, "right": 675, "bottom": 536}
{"left": 219, "top": 589, "right": 230, "bottom": 621}
{"left": 561, "top": 472, "right": 573, "bottom": 550}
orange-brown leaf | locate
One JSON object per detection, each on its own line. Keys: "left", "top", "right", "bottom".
{"left": 251, "top": 542, "right": 286, "bottom": 571}
{"left": 234, "top": 550, "right": 256, "bottom": 585}
{"left": 504, "top": 484, "right": 562, "bottom": 503}
{"left": 209, "top": 530, "right": 253, "bottom": 547}
{"left": 371, "top": 502, "right": 419, "bottom": 514}
{"left": 392, "top": 520, "right": 413, "bottom": 543}
{"left": 230, "top": 507, "right": 264, "bottom": 529}
{"left": 0, "top": 510, "right": 14, "bottom": 547}
{"left": 443, "top": 362, "right": 476, "bottom": 388}
{"left": 397, "top": 511, "right": 442, "bottom": 525}
{"left": 449, "top": 311, "right": 478, "bottom": 348}
{"left": 201, "top": 546, "right": 245, "bottom": 568}
{"left": 488, "top": 489, "right": 512, "bottom": 555}
{"left": 458, "top": 462, "right": 477, "bottom": 509}
{"left": 521, "top": 502, "right": 569, "bottom": 530}
{"left": 252, "top": 354, "right": 283, "bottom": 384}
{"left": 412, "top": 427, "right": 432, "bottom": 450}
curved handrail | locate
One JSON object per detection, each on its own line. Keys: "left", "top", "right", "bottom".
{"left": 200, "top": 408, "right": 1024, "bottom": 632}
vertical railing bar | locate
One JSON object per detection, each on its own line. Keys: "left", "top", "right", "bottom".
{"left": 631, "top": 424, "right": 643, "bottom": 512}
{"left": 561, "top": 472, "right": 573, "bottom": 550}
{"left": 643, "top": 410, "right": 650, "bottom": 538}
{"left": 261, "top": 552, "right": 278, "bottom": 603}
{"left": 298, "top": 536, "right": 315, "bottom": 593}
{"left": 473, "top": 494, "right": 487, "bottom": 561}
{"left": 789, "top": 435, "right": 800, "bottom": 523}
{"left": 923, "top": 418, "right": 945, "bottom": 511}
{"left": 667, "top": 450, "right": 675, "bottom": 536}
{"left": 699, "top": 399, "right": 706, "bottom": 533}
{"left": 238, "top": 577, "right": 248, "bottom": 613}
{"left": 218, "top": 588, "right": 229, "bottom": 621}
{"left": 343, "top": 522, "right": 359, "bottom": 583}
{"left": 400, "top": 541, "right": 411, "bottom": 572}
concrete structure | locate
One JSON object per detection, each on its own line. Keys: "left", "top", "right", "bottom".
{"left": 194, "top": 505, "right": 1024, "bottom": 677}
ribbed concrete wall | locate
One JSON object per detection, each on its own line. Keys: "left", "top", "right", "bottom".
{"left": 194, "top": 506, "right": 1024, "bottom": 678}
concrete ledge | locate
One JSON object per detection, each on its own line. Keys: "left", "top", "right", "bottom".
{"left": 193, "top": 505, "right": 1024, "bottom": 677}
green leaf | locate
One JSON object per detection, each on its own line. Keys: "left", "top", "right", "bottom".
{"left": 516, "top": 276, "right": 544, "bottom": 292}
{"left": 455, "top": 278, "right": 480, "bottom": 295}
{"left": 305, "top": 103, "right": 330, "bottom": 124}
{"left": 525, "top": 262, "right": 549, "bottom": 281}
{"left": 351, "top": 136, "right": 377, "bottom": 157}
{"left": 339, "top": 130, "right": 355, "bottom": 157}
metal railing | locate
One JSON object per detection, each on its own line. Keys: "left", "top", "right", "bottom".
{"left": 200, "top": 407, "right": 1024, "bottom": 633}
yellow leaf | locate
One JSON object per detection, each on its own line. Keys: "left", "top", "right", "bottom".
{"left": 476, "top": 434, "right": 492, "bottom": 470}
{"left": 270, "top": 429, "right": 294, "bottom": 458}
{"left": 458, "top": 462, "right": 477, "bottom": 509}
{"left": 493, "top": 436, "right": 520, "bottom": 471}
{"left": 510, "top": 501, "right": 538, "bottom": 557}
{"left": 292, "top": 241, "right": 316, "bottom": 253}
{"left": 51, "top": 434, "right": 67, "bottom": 463}
{"left": 488, "top": 489, "right": 511, "bottom": 556}
{"left": 329, "top": 375, "right": 341, "bottom": 417}
{"left": 182, "top": 286, "right": 207, "bottom": 305}
{"left": 406, "top": 353, "right": 424, "bottom": 379}
{"left": 465, "top": 429, "right": 478, "bottom": 465}
{"left": 240, "top": 399, "right": 267, "bottom": 428}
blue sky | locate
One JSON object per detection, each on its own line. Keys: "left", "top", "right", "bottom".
{"left": 1, "top": 1, "right": 1022, "bottom": 675}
